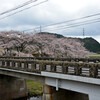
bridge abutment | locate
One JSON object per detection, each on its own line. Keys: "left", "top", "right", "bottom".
{"left": 0, "top": 75, "right": 27, "bottom": 100}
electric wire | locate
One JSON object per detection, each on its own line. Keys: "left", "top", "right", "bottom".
{"left": 23, "top": 17, "right": 100, "bottom": 32}
{"left": 0, "top": 0, "right": 38, "bottom": 16}
{"left": 41, "top": 17, "right": 100, "bottom": 30}
{"left": 22, "top": 12, "right": 100, "bottom": 32}
{"left": 0, "top": 0, "right": 48, "bottom": 21}
{"left": 42, "top": 19, "right": 100, "bottom": 31}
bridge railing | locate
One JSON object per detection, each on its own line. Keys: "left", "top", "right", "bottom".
{"left": 0, "top": 59, "right": 100, "bottom": 78}
{"left": 0, "top": 57, "right": 100, "bottom": 63}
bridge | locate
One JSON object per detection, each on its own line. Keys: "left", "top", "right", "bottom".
{"left": 0, "top": 57, "right": 100, "bottom": 100}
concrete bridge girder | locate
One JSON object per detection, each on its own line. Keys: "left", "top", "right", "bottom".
{"left": 44, "top": 75, "right": 100, "bottom": 100}
{"left": 0, "top": 68, "right": 100, "bottom": 100}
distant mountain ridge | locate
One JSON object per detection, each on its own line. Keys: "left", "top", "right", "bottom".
{"left": 38, "top": 32, "right": 64, "bottom": 38}
{"left": 79, "top": 37, "right": 100, "bottom": 53}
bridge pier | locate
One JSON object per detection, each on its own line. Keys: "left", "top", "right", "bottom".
{"left": 89, "top": 89, "right": 100, "bottom": 100}
{"left": 43, "top": 84, "right": 89, "bottom": 100}
{"left": 89, "top": 94, "right": 100, "bottom": 100}
{"left": 0, "top": 75, "right": 27, "bottom": 100}
{"left": 43, "top": 85, "right": 53, "bottom": 100}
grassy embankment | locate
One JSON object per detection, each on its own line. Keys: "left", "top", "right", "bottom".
{"left": 26, "top": 80, "right": 43, "bottom": 96}
{"left": 89, "top": 54, "right": 100, "bottom": 58}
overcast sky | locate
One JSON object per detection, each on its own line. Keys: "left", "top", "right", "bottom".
{"left": 0, "top": 0, "right": 100, "bottom": 42}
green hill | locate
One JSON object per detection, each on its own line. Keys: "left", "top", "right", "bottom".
{"left": 79, "top": 37, "right": 100, "bottom": 53}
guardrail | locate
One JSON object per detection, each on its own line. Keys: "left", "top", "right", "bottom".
{"left": 0, "top": 58, "right": 100, "bottom": 78}
{"left": 0, "top": 57, "right": 100, "bottom": 63}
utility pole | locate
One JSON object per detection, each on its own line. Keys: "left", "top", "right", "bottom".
{"left": 83, "top": 28, "right": 85, "bottom": 38}
{"left": 23, "top": 31, "right": 24, "bottom": 34}
{"left": 40, "top": 25, "right": 42, "bottom": 33}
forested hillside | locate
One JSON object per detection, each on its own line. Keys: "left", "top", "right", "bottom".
{"left": 80, "top": 37, "right": 100, "bottom": 53}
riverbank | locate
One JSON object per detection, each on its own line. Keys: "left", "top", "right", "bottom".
{"left": 26, "top": 80, "right": 43, "bottom": 97}
{"left": 89, "top": 54, "right": 100, "bottom": 58}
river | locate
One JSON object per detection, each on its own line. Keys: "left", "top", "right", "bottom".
{"left": 27, "top": 96, "right": 42, "bottom": 100}
{"left": 15, "top": 96, "right": 42, "bottom": 100}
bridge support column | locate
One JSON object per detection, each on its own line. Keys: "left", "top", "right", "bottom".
{"left": 89, "top": 92, "right": 100, "bottom": 100}
{"left": 43, "top": 84, "right": 89, "bottom": 100}
{"left": 43, "top": 85, "right": 53, "bottom": 100}
{"left": 0, "top": 75, "right": 27, "bottom": 100}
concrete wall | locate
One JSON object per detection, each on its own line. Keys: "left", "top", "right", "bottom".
{"left": 0, "top": 75, "right": 27, "bottom": 100}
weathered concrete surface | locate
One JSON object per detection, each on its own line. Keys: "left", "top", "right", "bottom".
{"left": 45, "top": 76, "right": 100, "bottom": 100}
{"left": 0, "top": 75, "right": 27, "bottom": 100}
{"left": 43, "top": 85, "right": 53, "bottom": 100}
{"left": 0, "top": 68, "right": 45, "bottom": 84}
{"left": 52, "top": 88, "right": 89, "bottom": 100}
{"left": 43, "top": 85, "right": 88, "bottom": 100}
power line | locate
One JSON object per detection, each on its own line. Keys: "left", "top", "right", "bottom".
{"left": 41, "top": 17, "right": 100, "bottom": 30}
{"left": 0, "top": 0, "right": 48, "bottom": 21}
{"left": 41, "top": 13, "right": 100, "bottom": 28}
{"left": 0, "top": 0, "right": 38, "bottom": 16}
{"left": 23, "top": 17, "right": 100, "bottom": 32}
{"left": 42, "top": 19, "right": 100, "bottom": 31}
{"left": 1, "top": 0, "right": 99, "bottom": 33}
{"left": 22, "top": 12, "right": 100, "bottom": 32}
